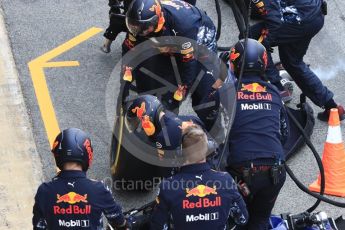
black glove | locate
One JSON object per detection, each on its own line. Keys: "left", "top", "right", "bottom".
{"left": 219, "top": 51, "right": 230, "bottom": 64}
{"left": 116, "top": 219, "right": 132, "bottom": 230}
{"left": 267, "top": 46, "right": 274, "bottom": 53}
{"left": 107, "top": 219, "right": 132, "bottom": 230}
{"left": 109, "top": 4, "right": 122, "bottom": 15}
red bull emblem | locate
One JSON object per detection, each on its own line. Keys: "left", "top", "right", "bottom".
{"left": 149, "top": 0, "right": 161, "bottom": 12}
{"left": 123, "top": 66, "right": 133, "bottom": 82}
{"left": 52, "top": 141, "right": 59, "bottom": 157}
{"left": 183, "top": 197, "right": 222, "bottom": 209}
{"left": 56, "top": 192, "right": 88, "bottom": 204}
{"left": 131, "top": 102, "right": 156, "bottom": 136}
{"left": 83, "top": 139, "right": 93, "bottom": 167}
{"left": 174, "top": 85, "right": 187, "bottom": 101}
{"left": 230, "top": 47, "right": 240, "bottom": 62}
{"left": 262, "top": 51, "right": 268, "bottom": 68}
{"left": 149, "top": 0, "right": 165, "bottom": 33}
{"left": 186, "top": 185, "right": 217, "bottom": 198}
{"left": 258, "top": 28, "right": 269, "bottom": 43}
{"left": 52, "top": 140, "right": 59, "bottom": 150}
{"left": 241, "top": 83, "right": 267, "bottom": 93}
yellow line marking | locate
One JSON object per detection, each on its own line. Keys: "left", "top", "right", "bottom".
{"left": 28, "top": 27, "right": 103, "bottom": 147}
{"left": 42, "top": 61, "right": 80, "bottom": 68}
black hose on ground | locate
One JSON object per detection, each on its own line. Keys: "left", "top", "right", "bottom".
{"left": 285, "top": 165, "right": 345, "bottom": 208}
{"left": 284, "top": 103, "right": 324, "bottom": 212}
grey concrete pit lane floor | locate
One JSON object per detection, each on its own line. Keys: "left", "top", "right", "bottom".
{"left": 1, "top": 0, "right": 345, "bottom": 220}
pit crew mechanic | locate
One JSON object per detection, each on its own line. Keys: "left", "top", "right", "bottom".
{"left": 102, "top": 0, "right": 132, "bottom": 53}
{"left": 150, "top": 124, "right": 248, "bottom": 229}
{"left": 247, "top": 0, "right": 344, "bottom": 121}
{"left": 101, "top": 0, "right": 197, "bottom": 53}
{"left": 125, "top": 95, "right": 219, "bottom": 172}
{"left": 32, "top": 128, "right": 130, "bottom": 230}
{"left": 122, "top": 0, "right": 222, "bottom": 134}
{"left": 225, "top": 39, "right": 288, "bottom": 230}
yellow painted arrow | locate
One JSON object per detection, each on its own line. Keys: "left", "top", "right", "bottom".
{"left": 28, "top": 27, "right": 103, "bottom": 147}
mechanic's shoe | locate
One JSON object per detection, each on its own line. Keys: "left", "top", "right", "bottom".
{"left": 101, "top": 44, "right": 111, "bottom": 53}
{"left": 317, "top": 105, "right": 345, "bottom": 122}
{"left": 280, "top": 90, "right": 292, "bottom": 103}
{"left": 280, "top": 78, "right": 294, "bottom": 94}
{"left": 276, "top": 62, "right": 293, "bottom": 80}
{"left": 100, "top": 39, "right": 112, "bottom": 53}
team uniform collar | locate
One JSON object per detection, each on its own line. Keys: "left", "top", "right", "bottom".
{"left": 180, "top": 162, "right": 211, "bottom": 173}
{"left": 58, "top": 170, "right": 86, "bottom": 179}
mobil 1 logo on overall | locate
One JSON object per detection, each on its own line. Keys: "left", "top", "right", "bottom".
{"left": 186, "top": 212, "right": 219, "bottom": 222}
{"left": 58, "top": 219, "right": 90, "bottom": 228}
{"left": 241, "top": 102, "right": 272, "bottom": 111}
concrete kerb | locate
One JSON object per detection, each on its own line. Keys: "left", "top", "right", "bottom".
{"left": 0, "top": 7, "right": 43, "bottom": 229}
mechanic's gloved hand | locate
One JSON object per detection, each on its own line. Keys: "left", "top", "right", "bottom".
{"left": 109, "top": 3, "right": 122, "bottom": 15}
{"left": 219, "top": 51, "right": 230, "bottom": 64}
{"left": 267, "top": 46, "right": 274, "bottom": 53}
{"left": 260, "top": 38, "right": 273, "bottom": 53}
{"left": 116, "top": 219, "right": 132, "bottom": 230}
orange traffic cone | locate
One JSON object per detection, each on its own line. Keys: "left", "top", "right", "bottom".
{"left": 309, "top": 108, "right": 345, "bottom": 197}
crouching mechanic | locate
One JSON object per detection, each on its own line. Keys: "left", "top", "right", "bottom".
{"left": 102, "top": 0, "right": 196, "bottom": 53}
{"left": 125, "top": 95, "right": 219, "bottom": 174}
{"left": 225, "top": 39, "right": 288, "bottom": 230}
{"left": 150, "top": 124, "right": 248, "bottom": 229}
{"left": 32, "top": 128, "right": 130, "bottom": 230}
{"left": 123, "top": 0, "right": 221, "bottom": 134}
{"left": 102, "top": 0, "right": 131, "bottom": 53}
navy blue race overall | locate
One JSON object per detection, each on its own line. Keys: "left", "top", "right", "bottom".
{"left": 227, "top": 75, "right": 289, "bottom": 230}
{"left": 249, "top": 0, "right": 333, "bottom": 107}
{"left": 139, "top": 111, "right": 218, "bottom": 177}
{"left": 150, "top": 162, "right": 248, "bottom": 229}
{"left": 33, "top": 171, "right": 125, "bottom": 230}
{"left": 104, "top": 0, "right": 197, "bottom": 41}
{"left": 122, "top": 0, "right": 220, "bottom": 132}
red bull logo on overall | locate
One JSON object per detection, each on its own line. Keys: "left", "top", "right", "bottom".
{"left": 183, "top": 185, "right": 221, "bottom": 209}
{"left": 241, "top": 83, "right": 266, "bottom": 93}
{"left": 237, "top": 92, "right": 272, "bottom": 101}
{"left": 183, "top": 197, "right": 222, "bottom": 209}
{"left": 185, "top": 185, "right": 217, "bottom": 197}
{"left": 229, "top": 47, "right": 240, "bottom": 70}
{"left": 56, "top": 192, "right": 87, "bottom": 204}
{"left": 54, "top": 192, "right": 91, "bottom": 215}
{"left": 238, "top": 83, "right": 272, "bottom": 101}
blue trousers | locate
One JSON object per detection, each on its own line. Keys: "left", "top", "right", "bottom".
{"left": 250, "top": 13, "right": 334, "bottom": 107}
